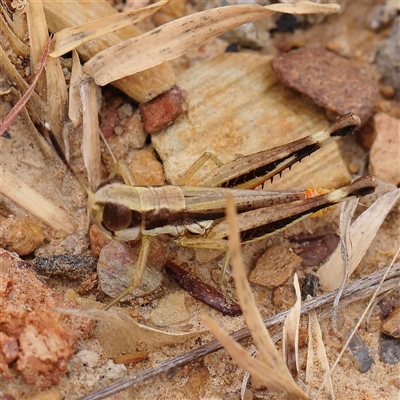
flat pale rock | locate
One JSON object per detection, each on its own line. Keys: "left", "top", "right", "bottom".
{"left": 370, "top": 113, "right": 400, "bottom": 185}
{"left": 271, "top": 48, "right": 379, "bottom": 125}
{"left": 152, "top": 53, "right": 351, "bottom": 190}
{"left": 149, "top": 292, "right": 192, "bottom": 327}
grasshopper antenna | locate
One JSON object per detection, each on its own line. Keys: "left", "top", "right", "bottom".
{"left": 45, "top": 122, "right": 92, "bottom": 197}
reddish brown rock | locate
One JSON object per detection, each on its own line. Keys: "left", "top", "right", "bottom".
{"left": 382, "top": 307, "right": 400, "bottom": 339}
{"left": 89, "top": 224, "right": 112, "bottom": 258}
{"left": 100, "top": 110, "right": 119, "bottom": 139}
{"left": 272, "top": 284, "right": 296, "bottom": 309}
{"left": 139, "top": 86, "right": 185, "bottom": 134}
{"left": 0, "top": 249, "right": 92, "bottom": 387}
{"left": 271, "top": 48, "right": 379, "bottom": 124}
{"left": 288, "top": 226, "right": 339, "bottom": 267}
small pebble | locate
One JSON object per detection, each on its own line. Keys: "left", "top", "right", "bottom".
{"left": 248, "top": 245, "right": 302, "bottom": 288}
{"left": 100, "top": 110, "right": 118, "bottom": 139}
{"left": 382, "top": 307, "right": 400, "bottom": 339}
{"left": 370, "top": 113, "right": 400, "bottom": 185}
{"left": 348, "top": 162, "right": 360, "bottom": 174}
{"left": 271, "top": 284, "right": 296, "bottom": 309}
{"left": 347, "top": 333, "right": 375, "bottom": 373}
{"left": 379, "top": 85, "right": 395, "bottom": 99}
{"left": 0, "top": 215, "right": 44, "bottom": 256}
{"left": 378, "top": 298, "right": 397, "bottom": 321}
{"left": 117, "top": 103, "right": 133, "bottom": 120}
{"left": 149, "top": 292, "right": 192, "bottom": 327}
{"left": 122, "top": 112, "right": 147, "bottom": 148}
{"left": 379, "top": 334, "right": 400, "bottom": 365}
{"left": 97, "top": 241, "right": 163, "bottom": 301}
{"left": 89, "top": 224, "right": 112, "bottom": 258}
{"left": 139, "top": 86, "right": 184, "bottom": 134}
{"left": 0, "top": 332, "right": 18, "bottom": 363}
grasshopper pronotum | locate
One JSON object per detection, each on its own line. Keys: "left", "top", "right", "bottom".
{"left": 87, "top": 113, "right": 376, "bottom": 309}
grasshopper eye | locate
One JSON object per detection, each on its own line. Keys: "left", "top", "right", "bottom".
{"left": 102, "top": 202, "right": 133, "bottom": 232}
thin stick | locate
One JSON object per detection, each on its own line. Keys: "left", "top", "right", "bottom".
{"left": 0, "top": 36, "right": 51, "bottom": 136}
{"left": 76, "top": 262, "right": 400, "bottom": 400}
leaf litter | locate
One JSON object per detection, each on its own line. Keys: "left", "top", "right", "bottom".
{"left": 0, "top": 0, "right": 400, "bottom": 400}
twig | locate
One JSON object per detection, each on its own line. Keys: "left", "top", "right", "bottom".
{"left": 76, "top": 262, "right": 400, "bottom": 400}
{"left": 0, "top": 36, "right": 51, "bottom": 136}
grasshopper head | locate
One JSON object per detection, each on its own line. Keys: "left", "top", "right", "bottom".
{"left": 88, "top": 182, "right": 142, "bottom": 241}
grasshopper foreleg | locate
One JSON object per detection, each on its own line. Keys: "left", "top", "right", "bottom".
{"left": 104, "top": 235, "right": 154, "bottom": 310}
{"left": 177, "top": 152, "right": 224, "bottom": 185}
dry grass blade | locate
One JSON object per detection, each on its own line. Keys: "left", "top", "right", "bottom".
{"left": 0, "top": 37, "right": 50, "bottom": 137}
{"left": 69, "top": 50, "right": 84, "bottom": 127}
{"left": 0, "top": 167, "right": 73, "bottom": 233}
{"left": 50, "top": 0, "right": 171, "bottom": 57}
{"left": 203, "top": 193, "right": 308, "bottom": 399}
{"left": 56, "top": 308, "right": 206, "bottom": 348}
{"left": 307, "top": 310, "right": 334, "bottom": 399}
{"left": 318, "top": 188, "right": 400, "bottom": 291}
{"left": 332, "top": 198, "right": 359, "bottom": 330}
{"left": 83, "top": 2, "right": 339, "bottom": 86}
{"left": 282, "top": 274, "right": 301, "bottom": 377}
{"left": 79, "top": 77, "right": 102, "bottom": 189}
{"left": 0, "top": 12, "right": 29, "bottom": 57}
{"left": 26, "top": 0, "right": 49, "bottom": 98}
{"left": 26, "top": 0, "right": 68, "bottom": 139}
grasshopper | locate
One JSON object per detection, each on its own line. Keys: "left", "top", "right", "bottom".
{"left": 88, "top": 113, "right": 377, "bottom": 309}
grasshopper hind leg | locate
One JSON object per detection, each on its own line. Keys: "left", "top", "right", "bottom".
{"left": 104, "top": 235, "right": 154, "bottom": 310}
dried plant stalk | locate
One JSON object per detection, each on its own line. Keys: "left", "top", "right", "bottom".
{"left": 43, "top": 0, "right": 175, "bottom": 102}
{"left": 83, "top": 2, "right": 339, "bottom": 86}
{"left": 0, "top": 167, "right": 73, "bottom": 233}
{"left": 282, "top": 274, "right": 301, "bottom": 377}
{"left": 79, "top": 77, "right": 102, "bottom": 189}
{"left": 26, "top": 0, "right": 49, "bottom": 99}
{"left": 69, "top": 50, "right": 84, "bottom": 127}
{"left": 306, "top": 310, "right": 334, "bottom": 399}
{"left": 26, "top": 0, "right": 68, "bottom": 140}
{"left": 50, "top": 0, "right": 171, "bottom": 57}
